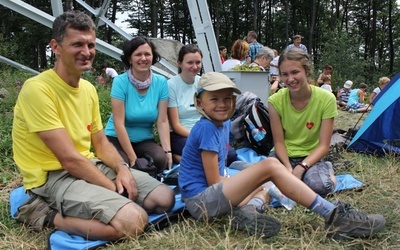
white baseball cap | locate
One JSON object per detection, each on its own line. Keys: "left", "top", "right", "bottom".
{"left": 344, "top": 80, "right": 353, "bottom": 89}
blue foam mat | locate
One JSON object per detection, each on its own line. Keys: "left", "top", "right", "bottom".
{"left": 9, "top": 147, "right": 365, "bottom": 249}
{"left": 10, "top": 186, "right": 185, "bottom": 250}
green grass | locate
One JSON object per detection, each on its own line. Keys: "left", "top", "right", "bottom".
{"left": 0, "top": 68, "right": 399, "bottom": 249}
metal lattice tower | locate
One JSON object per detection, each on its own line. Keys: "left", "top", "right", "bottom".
{"left": 0, "top": 0, "right": 221, "bottom": 76}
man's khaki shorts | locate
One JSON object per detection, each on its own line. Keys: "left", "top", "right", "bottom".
{"left": 30, "top": 158, "right": 162, "bottom": 224}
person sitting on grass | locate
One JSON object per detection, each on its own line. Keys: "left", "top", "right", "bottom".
{"left": 320, "top": 74, "right": 333, "bottom": 93}
{"left": 369, "top": 76, "right": 390, "bottom": 103}
{"left": 337, "top": 80, "right": 353, "bottom": 109}
{"left": 268, "top": 48, "right": 337, "bottom": 197}
{"left": 178, "top": 71, "right": 385, "bottom": 239}
{"left": 12, "top": 10, "right": 174, "bottom": 240}
{"left": 346, "top": 82, "right": 372, "bottom": 113}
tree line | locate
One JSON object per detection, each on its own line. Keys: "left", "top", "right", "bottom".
{"left": 0, "top": 0, "right": 399, "bottom": 89}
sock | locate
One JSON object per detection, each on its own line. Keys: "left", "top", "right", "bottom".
{"left": 44, "top": 210, "right": 58, "bottom": 228}
{"left": 247, "top": 197, "right": 265, "bottom": 212}
{"left": 308, "top": 195, "right": 335, "bottom": 218}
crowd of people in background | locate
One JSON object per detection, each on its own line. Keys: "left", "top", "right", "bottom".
{"left": 87, "top": 30, "right": 390, "bottom": 115}
{"left": 218, "top": 31, "right": 390, "bottom": 114}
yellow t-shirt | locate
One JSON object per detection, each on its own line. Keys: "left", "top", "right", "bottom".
{"left": 12, "top": 69, "right": 103, "bottom": 190}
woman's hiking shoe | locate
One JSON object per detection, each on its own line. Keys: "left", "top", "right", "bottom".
{"left": 325, "top": 201, "right": 385, "bottom": 239}
{"left": 231, "top": 205, "right": 281, "bottom": 238}
{"left": 14, "top": 194, "right": 57, "bottom": 231}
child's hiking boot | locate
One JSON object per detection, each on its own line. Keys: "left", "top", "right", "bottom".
{"left": 14, "top": 194, "right": 57, "bottom": 231}
{"left": 231, "top": 204, "right": 281, "bottom": 238}
{"left": 325, "top": 201, "right": 385, "bottom": 239}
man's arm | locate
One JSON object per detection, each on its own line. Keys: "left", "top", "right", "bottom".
{"left": 91, "top": 129, "right": 139, "bottom": 200}
{"left": 38, "top": 128, "right": 116, "bottom": 191}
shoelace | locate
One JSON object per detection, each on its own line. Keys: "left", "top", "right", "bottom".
{"left": 336, "top": 203, "right": 369, "bottom": 221}
{"left": 257, "top": 203, "right": 268, "bottom": 214}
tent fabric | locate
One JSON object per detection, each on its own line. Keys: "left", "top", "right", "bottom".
{"left": 347, "top": 72, "right": 400, "bottom": 155}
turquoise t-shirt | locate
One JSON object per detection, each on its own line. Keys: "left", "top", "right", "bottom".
{"left": 167, "top": 74, "right": 201, "bottom": 131}
{"left": 268, "top": 85, "right": 338, "bottom": 157}
{"left": 105, "top": 72, "right": 169, "bottom": 142}
{"left": 347, "top": 88, "right": 361, "bottom": 106}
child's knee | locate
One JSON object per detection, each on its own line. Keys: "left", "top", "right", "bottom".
{"left": 259, "top": 157, "right": 284, "bottom": 172}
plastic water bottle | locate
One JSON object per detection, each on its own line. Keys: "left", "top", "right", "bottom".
{"left": 224, "top": 167, "right": 230, "bottom": 178}
{"left": 249, "top": 124, "right": 265, "bottom": 142}
{"left": 263, "top": 182, "right": 296, "bottom": 210}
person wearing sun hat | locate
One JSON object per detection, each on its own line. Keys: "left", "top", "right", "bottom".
{"left": 178, "top": 71, "right": 385, "bottom": 239}
{"left": 337, "top": 80, "right": 353, "bottom": 109}
{"left": 286, "top": 34, "right": 308, "bottom": 54}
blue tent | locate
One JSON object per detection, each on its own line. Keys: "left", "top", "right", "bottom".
{"left": 347, "top": 72, "right": 400, "bottom": 155}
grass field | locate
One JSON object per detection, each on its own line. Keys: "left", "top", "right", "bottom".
{"left": 0, "top": 70, "right": 399, "bottom": 249}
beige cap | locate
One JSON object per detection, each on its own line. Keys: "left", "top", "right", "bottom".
{"left": 196, "top": 72, "right": 241, "bottom": 95}
{"left": 344, "top": 80, "right": 353, "bottom": 89}
{"left": 194, "top": 72, "right": 240, "bottom": 120}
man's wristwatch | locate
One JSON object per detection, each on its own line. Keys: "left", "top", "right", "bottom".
{"left": 117, "top": 162, "right": 130, "bottom": 168}
{"left": 298, "top": 161, "right": 309, "bottom": 171}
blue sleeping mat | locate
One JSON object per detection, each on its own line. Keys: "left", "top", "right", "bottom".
{"left": 9, "top": 147, "right": 365, "bottom": 249}
{"left": 9, "top": 186, "right": 186, "bottom": 250}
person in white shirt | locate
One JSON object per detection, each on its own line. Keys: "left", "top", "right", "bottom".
{"left": 102, "top": 65, "right": 118, "bottom": 84}
{"left": 269, "top": 49, "right": 280, "bottom": 76}
{"left": 369, "top": 76, "right": 390, "bottom": 103}
{"left": 221, "top": 39, "right": 249, "bottom": 71}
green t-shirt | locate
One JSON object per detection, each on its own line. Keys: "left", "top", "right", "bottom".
{"left": 268, "top": 85, "right": 338, "bottom": 157}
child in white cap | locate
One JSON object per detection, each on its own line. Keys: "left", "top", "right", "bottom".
{"left": 337, "top": 80, "right": 353, "bottom": 109}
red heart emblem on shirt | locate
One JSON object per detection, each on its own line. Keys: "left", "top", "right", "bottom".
{"left": 306, "top": 122, "right": 314, "bottom": 130}
{"left": 87, "top": 124, "right": 92, "bottom": 131}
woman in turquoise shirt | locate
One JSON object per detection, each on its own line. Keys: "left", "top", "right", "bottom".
{"left": 105, "top": 36, "right": 172, "bottom": 172}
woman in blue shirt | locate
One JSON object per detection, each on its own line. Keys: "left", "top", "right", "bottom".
{"left": 105, "top": 36, "right": 172, "bottom": 172}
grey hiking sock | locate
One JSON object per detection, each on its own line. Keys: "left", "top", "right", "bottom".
{"left": 247, "top": 197, "right": 265, "bottom": 213}
{"left": 308, "top": 195, "right": 336, "bottom": 218}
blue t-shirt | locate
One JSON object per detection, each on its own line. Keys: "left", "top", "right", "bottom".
{"left": 105, "top": 72, "right": 169, "bottom": 142}
{"left": 179, "top": 117, "right": 231, "bottom": 198}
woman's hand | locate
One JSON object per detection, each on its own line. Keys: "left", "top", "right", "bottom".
{"left": 292, "top": 165, "right": 306, "bottom": 179}
{"left": 166, "top": 152, "right": 173, "bottom": 170}
{"left": 128, "top": 155, "right": 138, "bottom": 168}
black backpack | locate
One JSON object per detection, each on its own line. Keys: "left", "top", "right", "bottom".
{"left": 243, "top": 98, "right": 274, "bottom": 155}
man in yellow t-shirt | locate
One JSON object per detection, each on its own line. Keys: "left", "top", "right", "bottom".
{"left": 12, "top": 10, "right": 174, "bottom": 240}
